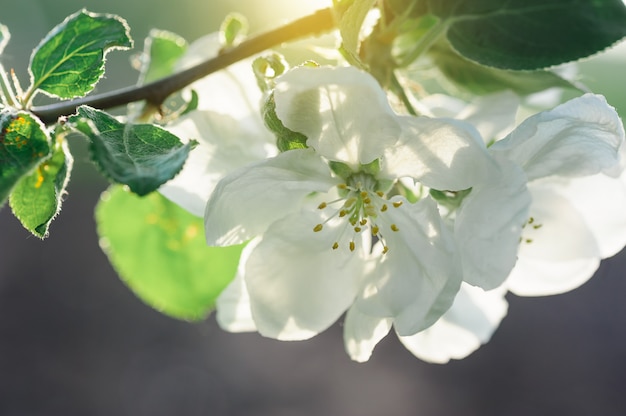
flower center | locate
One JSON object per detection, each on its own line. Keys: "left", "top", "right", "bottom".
{"left": 520, "top": 216, "right": 543, "bottom": 244}
{"left": 312, "top": 172, "right": 402, "bottom": 254}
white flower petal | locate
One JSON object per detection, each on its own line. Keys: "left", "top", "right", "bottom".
{"left": 215, "top": 239, "right": 260, "bottom": 333}
{"left": 384, "top": 117, "right": 496, "bottom": 191}
{"left": 456, "top": 91, "right": 520, "bottom": 142}
{"left": 398, "top": 284, "right": 508, "bottom": 363}
{"left": 490, "top": 94, "right": 625, "bottom": 181}
{"left": 520, "top": 184, "right": 600, "bottom": 261}
{"left": 177, "top": 33, "right": 264, "bottom": 128}
{"left": 343, "top": 306, "right": 392, "bottom": 363}
{"left": 274, "top": 66, "right": 400, "bottom": 166}
{"left": 204, "top": 149, "right": 338, "bottom": 246}
{"left": 160, "top": 110, "right": 275, "bottom": 216}
{"left": 244, "top": 210, "right": 365, "bottom": 340}
{"left": 507, "top": 255, "right": 600, "bottom": 296}
{"left": 550, "top": 173, "right": 626, "bottom": 258}
{"left": 456, "top": 159, "right": 531, "bottom": 289}
{"left": 356, "top": 197, "right": 462, "bottom": 336}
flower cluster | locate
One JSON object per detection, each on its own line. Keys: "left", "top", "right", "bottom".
{"left": 161, "top": 35, "right": 626, "bottom": 362}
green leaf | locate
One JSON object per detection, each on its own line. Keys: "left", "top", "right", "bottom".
{"left": 333, "top": 0, "right": 377, "bottom": 63}
{"left": 219, "top": 13, "right": 248, "bottom": 48}
{"left": 28, "top": 9, "right": 132, "bottom": 100}
{"left": 427, "top": 0, "right": 626, "bottom": 70}
{"left": 0, "top": 111, "right": 51, "bottom": 206}
{"left": 137, "top": 29, "right": 187, "bottom": 85}
{"left": 9, "top": 138, "right": 72, "bottom": 238}
{"left": 68, "top": 106, "right": 196, "bottom": 196}
{"left": 0, "top": 24, "right": 9, "bottom": 55}
{"left": 96, "top": 186, "right": 244, "bottom": 320}
{"left": 262, "top": 93, "right": 308, "bottom": 152}
{"left": 429, "top": 41, "right": 583, "bottom": 95}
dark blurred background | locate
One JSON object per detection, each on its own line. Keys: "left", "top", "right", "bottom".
{"left": 1, "top": 1, "right": 626, "bottom": 415}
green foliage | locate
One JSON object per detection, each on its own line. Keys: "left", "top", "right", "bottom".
{"left": 0, "top": 111, "right": 51, "bottom": 206}
{"left": 262, "top": 93, "right": 308, "bottom": 152}
{"left": 220, "top": 13, "right": 248, "bottom": 48}
{"left": 69, "top": 106, "right": 196, "bottom": 196}
{"left": 0, "top": 24, "right": 8, "bottom": 55}
{"left": 137, "top": 29, "right": 188, "bottom": 85}
{"left": 9, "top": 138, "right": 72, "bottom": 238}
{"left": 429, "top": 41, "right": 583, "bottom": 95}
{"left": 96, "top": 186, "right": 245, "bottom": 320}
{"left": 333, "top": 0, "right": 377, "bottom": 64}
{"left": 426, "top": 0, "right": 626, "bottom": 70}
{"left": 253, "top": 53, "right": 289, "bottom": 92}
{"left": 27, "top": 9, "right": 132, "bottom": 101}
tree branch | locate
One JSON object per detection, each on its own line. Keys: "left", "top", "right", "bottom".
{"left": 32, "top": 7, "right": 336, "bottom": 124}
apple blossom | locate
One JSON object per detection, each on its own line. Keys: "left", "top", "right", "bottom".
{"left": 207, "top": 65, "right": 529, "bottom": 345}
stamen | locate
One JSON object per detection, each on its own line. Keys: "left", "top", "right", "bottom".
{"left": 360, "top": 191, "right": 368, "bottom": 198}
{"left": 393, "top": 201, "right": 403, "bottom": 208}
{"left": 354, "top": 227, "right": 362, "bottom": 233}
{"left": 349, "top": 241, "right": 355, "bottom": 252}
{"left": 371, "top": 226, "right": 380, "bottom": 235}
{"left": 332, "top": 242, "right": 339, "bottom": 250}
{"left": 390, "top": 224, "right": 399, "bottom": 232}
{"left": 313, "top": 224, "right": 323, "bottom": 232}
{"left": 360, "top": 219, "right": 367, "bottom": 226}
{"left": 339, "top": 210, "right": 348, "bottom": 217}
{"left": 382, "top": 246, "right": 389, "bottom": 254}
{"left": 528, "top": 217, "right": 535, "bottom": 224}
{"left": 363, "top": 197, "right": 371, "bottom": 204}
{"left": 533, "top": 224, "right": 543, "bottom": 230}
{"left": 376, "top": 191, "right": 384, "bottom": 197}
{"left": 318, "top": 202, "right": 327, "bottom": 209}
{"left": 381, "top": 204, "right": 388, "bottom": 212}
{"left": 338, "top": 184, "right": 348, "bottom": 190}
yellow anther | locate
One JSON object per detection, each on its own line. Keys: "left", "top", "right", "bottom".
{"left": 382, "top": 246, "right": 389, "bottom": 254}
{"left": 525, "top": 238, "right": 533, "bottom": 244}
{"left": 313, "top": 224, "right": 323, "bottom": 232}
{"left": 393, "top": 201, "right": 403, "bottom": 208}
{"left": 363, "top": 197, "right": 371, "bottom": 204}
{"left": 376, "top": 191, "right": 384, "bottom": 197}
{"left": 381, "top": 204, "right": 388, "bottom": 212}
{"left": 338, "top": 183, "right": 348, "bottom": 190}
{"left": 391, "top": 224, "right": 399, "bottom": 232}
{"left": 332, "top": 242, "right": 339, "bottom": 250}
{"left": 360, "top": 219, "right": 367, "bottom": 226}
{"left": 354, "top": 227, "right": 362, "bottom": 233}
{"left": 349, "top": 241, "right": 355, "bottom": 252}
{"left": 339, "top": 210, "right": 347, "bottom": 217}
{"left": 371, "top": 226, "right": 380, "bottom": 235}
{"left": 533, "top": 224, "right": 543, "bottom": 230}
{"left": 360, "top": 191, "right": 368, "bottom": 198}
{"left": 528, "top": 217, "right": 535, "bottom": 224}
{"left": 318, "top": 202, "right": 327, "bottom": 209}
{"left": 350, "top": 218, "right": 358, "bottom": 226}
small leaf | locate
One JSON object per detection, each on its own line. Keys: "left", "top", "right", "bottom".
{"left": 219, "top": 13, "right": 248, "bottom": 48}
{"left": 429, "top": 41, "right": 583, "bottom": 95}
{"left": 9, "top": 138, "right": 73, "bottom": 238}
{"left": 68, "top": 106, "right": 196, "bottom": 196}
{"left": 427, "top": 0, "right": 626, "bottom": 70}
{"left": 0, "top": 24, "right": 9, "bottom": 55}
{"left": 96, "top": 186, "right": 244, "bottom": 320}
{"left": 0, "top": 111, "right": 51, "bottom": 206}
{"left": 333, "top": 0, "right": 377, "bottom": 63}
{"left": 28, "top": 9, "right": 132, "bottom": 100}
{"left": 262, "top": 93, "right": 308, "bottom": 152}
{"left": 137, "top": 29, "right": 187, "bottom": 85}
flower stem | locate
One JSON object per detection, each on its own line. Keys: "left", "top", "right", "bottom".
{"left": 31, "top": 7, "right": 336, "bottom": 124}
